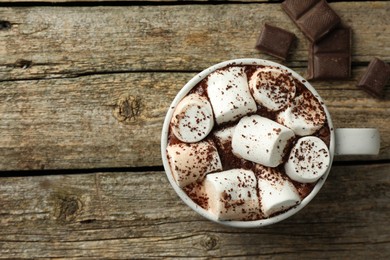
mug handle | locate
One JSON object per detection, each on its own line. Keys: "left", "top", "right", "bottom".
{"left": 335, "top": 128, "right": 380, "bottom": 155}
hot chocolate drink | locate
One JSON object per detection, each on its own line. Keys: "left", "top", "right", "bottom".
{"left": 165, "top": 64, "right": 331, "bottom": 221}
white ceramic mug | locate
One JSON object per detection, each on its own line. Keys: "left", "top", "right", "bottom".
{"left": 161, "top": 58, "right": 380, "bottom": 228}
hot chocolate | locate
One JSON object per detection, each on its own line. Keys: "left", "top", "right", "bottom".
{"left": 165, "top": 64, "right": 331, "bottom": 221}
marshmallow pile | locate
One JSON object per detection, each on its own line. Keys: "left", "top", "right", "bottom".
{"left": 166, "top": 65, "right": 331, "bottom": 221}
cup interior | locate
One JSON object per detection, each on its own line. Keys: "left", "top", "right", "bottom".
{"left": 161, "top": 58, "right": 335, "bottom": 227}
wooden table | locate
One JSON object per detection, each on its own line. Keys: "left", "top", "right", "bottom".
{"left": 0, "top": 0, "right": 389, "bottom": 258}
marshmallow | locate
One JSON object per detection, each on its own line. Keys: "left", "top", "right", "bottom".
{"left": 232, "top": 115, "right": 295, "bottom": 167}
{"left": 277, "top": 91, "right": 326, "bottom": 136}
{"left": 249, "top": 67, "right": 296, "bottom": 111}
{"left": 285, "top": 136, "right": 331, "bottom": 183}
{"left": 204, "top": 169, "right": 260, "bottom": 220}
{"left": 167, "top": 140, "right": 222, "bottom": 188}
{"left": 255, "top": 165, "right": 301, "bottom": 217}
{"left": 171, "top": 93, "right": 214, "bottom": 143}
{"left": 207, "top": 66, "right": 257, "bottom": 124}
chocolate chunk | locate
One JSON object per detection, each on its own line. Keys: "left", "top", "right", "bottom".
{"left": 255, "top": 23, "right": 296, "bottom": 60}
{"left": 281, "top": 0, "right": 321, "bottom": 20}
{"left": 357, "top": 58, "right": 390, "bottom": 99}
{"left": 307, "top": 27, "right": 351, "bottom": 80}
{"left": 282, "top": 0, "right": 341, "bottom": 42}
{"left": 311, "top": 54, "right": 350, "bottom": 79}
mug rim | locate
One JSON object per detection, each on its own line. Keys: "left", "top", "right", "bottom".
{"left": 161, "top": 58, "right": 335, "bottom": 228}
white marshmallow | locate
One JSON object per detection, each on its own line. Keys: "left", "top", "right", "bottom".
{"left": 204, "top": 169, "right": 260, "bottom": 220}
{"left": 166, "top": 140, "right": 222, "bottom": 188}
{"left": 171, "top": 93, "right": 214, "bottom": 143}
{"left": 232, "top": 115, "right": 295, "bottom": 167}
{"left": 249, "top": 67, "right": 296, "bottom": 111}
{"left": 277, "top": 91, "right": 326, "bottom": 136}
{"left": 285, "top": 136, "right": 331, "bottom": 183}
{"left": 255, "top": 165, "right": 301, "bottom": 217}
{"left": 207, "top": 66, "right": 257, "bottom": 124}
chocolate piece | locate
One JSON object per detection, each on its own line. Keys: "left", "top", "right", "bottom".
{"left": 313, "top": 27, "right": 350, "bottom": 53}
{"left": 307, "top": 27, "right": 351, "bottom": 80}
{"left": 282, "top": 0, "right": 341, "bottom": 42}
{"left": 357, "top": 58, "right": 390, "bottom": 99}
{"left": 281, "top": 0, "right": 320, "bottom": 20}
{"left": 255, "top": 23, "right": 296, "bottom": 60}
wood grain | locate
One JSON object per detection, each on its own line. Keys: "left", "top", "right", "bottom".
{"left": 0, "top": 1, "right": 388, "bottom": 259}
{"left": 0, "top": 0, "right": 277, "bottom": 3}
{"left": 0, "top": 68, "right": 389, "bottom": 171}
{"left": 0, "top": 3, "right": 389, "bottom": 81}
{"left": 1, "top": 164, "right": 389, "bottom": 258}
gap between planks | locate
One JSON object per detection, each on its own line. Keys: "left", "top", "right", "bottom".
{"left": 0, "top": 160, "right": 389, "bottom": 178}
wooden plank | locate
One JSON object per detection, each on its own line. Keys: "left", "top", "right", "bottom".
{"left": 0, "top": 0, "right": 278, "bottom": 3}
{"left": 1, "top": 164, "right": 389, "bottom": 258}
{"left": 1, "top": 68, "right": 389, "bottom": 171}
{"left": 0, "top": 3, "right": 389, "bottom": 81}
{"left": 0, "top": 0, "right": 277, "bottom": 2}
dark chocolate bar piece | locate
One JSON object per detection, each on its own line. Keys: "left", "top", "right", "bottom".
{"left": 282, "top": 0, "right": 341, "bottom": 42}
{"left": 313, "top": 26, "right": 350, "bottom": 53}
{"left": 357, "top": 58, "right": 390, "bottom": 99}
{"left": 255, "top": 23, "right": 296, "bottom": 60}
{"left": 308, "top": 27, "right": 351, "bottom": 80}
{"left": 281, "top": 0, "right": 320, "bottom": 20}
